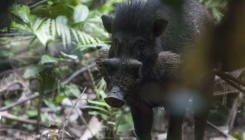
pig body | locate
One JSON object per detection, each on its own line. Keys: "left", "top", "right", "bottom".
{"left": 98, "top": 0, "right": 214, "bottom": 140}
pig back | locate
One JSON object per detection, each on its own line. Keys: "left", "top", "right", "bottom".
{"left": 145, "top": 0, "right": 213, "bottom": 54}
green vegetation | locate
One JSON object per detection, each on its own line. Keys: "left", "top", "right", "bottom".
{"left": 1, "top": 0, "right": 244, "bottom": 140}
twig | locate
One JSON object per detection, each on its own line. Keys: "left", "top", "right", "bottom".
{"left": 0, "top": 93, "right": 39, "bottom": 111}
{"left": 37, "top": 75, "right": 45, "bottom": 134}
{"left": 213, "top": 91, "right": 239, "bottom": 96}
{"left": 62, "top": 62, "right": 96, "bottom": 84}
{"left": 214, "top": 71, "right": 245, "bottom": 94}
{"left": 131, "top": 130, "right": 140, "bottom": 140}
{"left": 227, "top": 92, "right": 243, "bottom": 131}
{"left": 60, "top": 87, "right": 89, "bottom": 140}
{"left": 207, "top": 121, "right": 236, "bottom": 140}
{"left": 213, "top": 69, "right": 245, "bottom": 87}
{"left": 0, "top": 111, "right": 44, "bottom": 125}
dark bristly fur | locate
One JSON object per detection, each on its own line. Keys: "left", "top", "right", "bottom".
{"left": 99, "top": 0, "right": 214, "bottom": 140}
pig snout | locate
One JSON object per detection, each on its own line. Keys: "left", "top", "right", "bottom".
{"left": 104, "top": 86, "right": 126, "bottom": 108}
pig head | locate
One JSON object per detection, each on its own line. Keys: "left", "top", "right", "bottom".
{"left": 96, "top": 49, "right": 180, "bottom": 108}
{"left": 96, "top": 49, "right": 142, "bottom": 108}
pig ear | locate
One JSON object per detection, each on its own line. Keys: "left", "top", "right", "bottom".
{"left": 153, "top": 19, "right": 168, "bottom": 37}
{"left": 101, "top": 15, "right": 113, "bottom": 33}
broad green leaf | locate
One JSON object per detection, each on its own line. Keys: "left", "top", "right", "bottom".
{"left": 117, "top": 123, "right": 134, "bottom": 132}
{"left": 73, "top": 5, "right": 89, "bottom": 23}
{"left": 26, "top": 110, "right": 38, "bottom": 117}
{"left": 33, "top": 18, "right": 46, "bottom": 32}
{"left": 23, "top": 65, "right": 45, "bottom": 79}
{"left": 43, "top": 99, "right": 57, "bottom": 112}
{"left": 68, "top": 84, "right": 80, "bottom": 97}
{"left": 17, "top": 5, "right": 31, "bottom": 23}
{"left": 47, "top": 1, "right": 54, "bottom": 6}
{"left": 60, "top": 52, "right": 78, "bottom": 59}
{"left": 56, "top": 16, "right": 68, "bottom": 25}
{"left": 39, "top": 55, "right": 59, "bottom": 65}
{"left": 35, "top": 30, "right": 49, "bottom": 45}
{"left": 55, "top": 95, "right": 66, "bottom": 104}
{"left": 232, "top": 133, "right": 242, "bottom": 140}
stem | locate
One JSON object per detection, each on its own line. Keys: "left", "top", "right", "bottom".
{"left": 36, "top": 76, "right": 45, "bottom": 134}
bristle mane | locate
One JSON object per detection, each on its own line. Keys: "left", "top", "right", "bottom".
{"left": 113, "top": 0, "right": 154, "bottom": 34}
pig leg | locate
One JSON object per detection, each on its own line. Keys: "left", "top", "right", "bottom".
{"left": 193, "top": 94, "right": 212, "bottom": 140}
{"left": 129, "top": 99, "right": 153, "bottom": 140}
{"left": 193, "top": 74, "right": 214, "bottom": 140}
{"left": 166, "top": 108, "right": 185, "bottom": 140}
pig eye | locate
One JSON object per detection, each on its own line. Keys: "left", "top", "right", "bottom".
{"left": 139, "top": 45, "right": 145, "bottom": 50}
{"left": 112, "top": 42, "right": 118, "bottom": 48}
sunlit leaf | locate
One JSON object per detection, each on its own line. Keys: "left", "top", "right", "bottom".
{"left": 73, "top": 5, "right": 89, "bottom": 23}
{"left": 56, "top": 15, "right": 68, "bottom": 25}
{"left": 88, "top": 100, "right": 110, "bottom": 108}
{"left": 39, "top": 55, "right": 59, "bottom": 65}
{"left": 55, "top": 95, "right": 66, "bottom": 104}
{"left": 47, "top": 1, "right": 54, "bottom": 6}
{"left": 60, "top": 52, "right": 78, "bottom": 59}
{"left": 51, "top": 19, "right": 56, "bottom": 37}
{"left": 71, "top": 29, "right": 79, "bottom": 43}
{"left": 33, "top": 18, "right": 45, "bottom": 31}
{"left": 232, "top": 133, "right": 242, "bottom": 140}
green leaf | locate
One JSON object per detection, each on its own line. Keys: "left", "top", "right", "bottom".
{"left": 23, "top": 65, "right": 45, "bottom": 79}
{"left": 47, "top": 1, "right": 54, "bottom": 6}
{"left": 17, "top": 5, "right": 31, "bottom": 23}
{"left": 33, "top": 18, "right": 46, "bottom": 32}
{"left": 56, "top": 16, "right": 68, "bottom": 25}
{"left": 232, "top": 133, "right": 242, "bottom": 140}
{"left": 55, "top": 95, "right": 66, "bottom": 104}
{"left": 60, "top": 52, "right": 78, "bottom": 59}
{"left": 60, "top": 84, "right": 80, "bottom": 97}
{"left": 26, "top": 110, "right": 38, "bottom": 117}
{"left": 39, "top": 55, "right": 59, "bottom": 65}
{"left": 117, "top": 123, "right": 134, "bottom": 132}
{"left": 68, "top": 84, "right": 80, "bottom": 97}
{"left": 73, "top": 5, "right": 89, "bottom": 23}
{"left": 88, "top": 100, "right": 110, "bottom": 108}
{"left": 43, "top": 99, "right": 57, "bottom": 112}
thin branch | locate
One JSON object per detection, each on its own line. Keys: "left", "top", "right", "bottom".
{"left": 131, "top": 130, "right": 140, "bottom": 140}
{"left": 213, "top": 91, "right": 239, "bottom": 96}
{"left": 0, "top": 111, "right": 45, "bottom": 125}
{"left": 213, "top": 69, "right": 245, "bottom": 87}
{"left": 214, "top": 72, "right": 245, "bottom": 95}
{"left": 60, "top": 87, "right": 91, "bottom": 140}
{"left": 0, "top": 93, "right": 39, "bottom": 111}
{"left": 62, "top": 62, "right": 96, "bottom": 84}
{"left": 207, "top": 121, "right": 236, "bottom": 140}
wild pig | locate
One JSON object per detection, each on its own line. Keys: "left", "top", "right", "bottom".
{"left": 98, "top": 0, "right": 214, "bottom": 140}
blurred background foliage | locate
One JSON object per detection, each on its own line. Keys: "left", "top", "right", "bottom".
{"left": 1, "top": 0, "right": 243, "bottom": 140}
